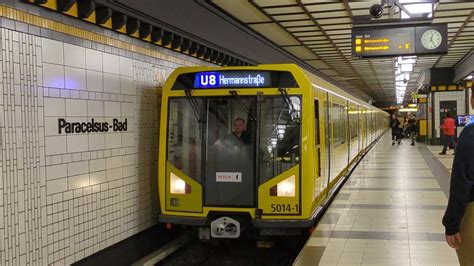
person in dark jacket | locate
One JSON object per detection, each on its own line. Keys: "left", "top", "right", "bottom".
{"left": 407, "top": 114, "right": 417, "bottom": 146}
{"left": 390, "top": 113, "right": 401, "bottom": 145}
{"left": 442, "top": 87, "right": 474, "bottom": 265}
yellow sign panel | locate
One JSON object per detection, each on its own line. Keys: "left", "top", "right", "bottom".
{"left": 419, "top": 120, "right": 427, "bottom": 136}
{"left": 448, "top": 85, "right": 457, "bottom": 91}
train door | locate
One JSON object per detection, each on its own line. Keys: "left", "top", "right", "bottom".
{"left": 204, "top": 97, "right": 256, "bottom": 207}
{"left": 360, "top": 108, "right": 366, "bottom": 149}
{"left": 324, "top": 94, "right": 331, "bottom": 194}
{"left": 312, "top": 98, "right": 325, "bottom": 201}
{"left": 365, "top": 110, "right": 369, "bottom": 147}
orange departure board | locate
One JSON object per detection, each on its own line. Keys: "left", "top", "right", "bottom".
{"left": 352, "top": 24, "right": 447, "bottom": 58}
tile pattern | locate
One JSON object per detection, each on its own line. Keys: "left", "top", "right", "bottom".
{"left": 295, "top": 134, "right": 459, "bottom": 266}
{"left": 0, "top": 8, "right": 213, "bottom": 265}
{"left": 0, "top": 27, "right": 45, "bottom": 266}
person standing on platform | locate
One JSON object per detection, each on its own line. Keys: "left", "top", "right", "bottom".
{"left": 443, "top": 87, "right": 474, "bottom": 265}
{"left": 407, "top": 114, "right": 417, "bottom": 146}
{"left": 390, "top": 113, "right": 401, "bottom": 145}
{"left": 439, "top": 113, "right": 456, "bottom": 155}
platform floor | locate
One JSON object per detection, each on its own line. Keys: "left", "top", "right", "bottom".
{"left": 295, "top": 133, "right": 458, "bottom": 266}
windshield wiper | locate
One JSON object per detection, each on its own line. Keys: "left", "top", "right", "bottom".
{"left": 278, "top": 88, "right": 300, "bottom": 123}
{"left": 184, "top": 88, "right": 203, "bottom": 123}
{"left": 229, "top": 90, "right": 256, "bottom": 121}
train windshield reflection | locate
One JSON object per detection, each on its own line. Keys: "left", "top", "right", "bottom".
{"left": 166, "top": 96, "right": 301, "bottom": 185}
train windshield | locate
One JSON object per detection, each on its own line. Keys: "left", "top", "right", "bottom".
{"left": 167, "top": 95, "right": 300, "bottom": 205}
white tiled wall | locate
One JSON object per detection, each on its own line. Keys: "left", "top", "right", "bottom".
{"left": 0, "top": 22, "right": 211, "bottom": 265}
{"left": 433, "top": 91, "right": 465, "bottom": 138}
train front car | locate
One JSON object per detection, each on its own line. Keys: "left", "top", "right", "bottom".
{"left": 158, "top": 64, "right": 317, "bottom": 239}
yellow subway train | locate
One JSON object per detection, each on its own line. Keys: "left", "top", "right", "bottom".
{"left": 158, "top": 64, "right": 388, "bottom": 238}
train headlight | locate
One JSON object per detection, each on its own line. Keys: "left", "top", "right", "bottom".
{"left": 270, "top": 175, "right": 295, "bottom": 197}
{"left": 170, "top": 173, "right": 191, "bottom": 194}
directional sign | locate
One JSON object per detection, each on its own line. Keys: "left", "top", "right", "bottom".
{"left": 352, "top": 24, "right": 447, "bottom": 58}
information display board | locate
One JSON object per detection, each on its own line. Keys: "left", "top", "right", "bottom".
{"left": 352, "top": 24, "right": 447, "bottom": 58}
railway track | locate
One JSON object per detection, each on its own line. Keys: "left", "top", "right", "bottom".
{"left": 155, "top": 233, "right": 307, "bottom": 266}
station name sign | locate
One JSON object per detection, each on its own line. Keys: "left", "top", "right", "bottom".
{"left": 193, "top": 71, "right": 271, "bottom": 88}
{"left": 58, "top": 118, "right": 127, "bottom": 134}
{"left": 352, "top": 23, "right": 448, "bottom": 58}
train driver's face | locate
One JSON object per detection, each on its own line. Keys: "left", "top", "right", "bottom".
{"left": 233, "top": 120, "right": 245, "bottom": 135}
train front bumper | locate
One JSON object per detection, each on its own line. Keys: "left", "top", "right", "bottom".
{"left": 159, "top": 207, "right": 322, "bottom": 229}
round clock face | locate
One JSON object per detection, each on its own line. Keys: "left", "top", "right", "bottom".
{"left": 421, "top": 29, "right": 443, "bottom": 50}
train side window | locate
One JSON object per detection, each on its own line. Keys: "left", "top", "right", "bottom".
{"left": 258, "top": 96, "right": 301, "bottom": 184}
{"left": 314, "top": 99, "right": 321, "bottom": 178}
{"left": 314, "top": 99, "right": 320, "bottom": 146}
{"left": 167, "top": 98, "right": 204, "bottom": 182}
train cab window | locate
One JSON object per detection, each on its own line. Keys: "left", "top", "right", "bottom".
{"left": 167, "top": 98, "right": 204, "bottom": 182}
{"left": 205, "top": 98, "right": 256, "bottom": 179}
{"left": 258, "top": 96, "right": 301, "bottom": 184}
{"left": 205, "top": 97, "right": 256, "bottom": 206}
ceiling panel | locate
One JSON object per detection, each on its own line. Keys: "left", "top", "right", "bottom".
{"left": 212, "top": 0, "right": 474, "bottom": 103}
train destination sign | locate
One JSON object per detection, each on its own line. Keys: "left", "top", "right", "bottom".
{"left": 352, "top": 24, "right": 447, "bottom": 58}
{"left": 194, "top": 71, "right": 271, "bottom": 88}
{"left": 172, "top": 70, "right": 299, "bottom": 90}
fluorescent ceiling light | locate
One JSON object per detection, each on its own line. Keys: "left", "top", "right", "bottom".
{"left": 396, "top": 84, "right": 407, "bottom": 89}
{"left": 399, "top": 58, "right": 417, "bottom": 64}
{"left": 399, "top": 0, "right": 427, "bottom": 3}
{"left": 404, "top": 3, "right": 432, "bottom": 14}
{"left": 400, "top": 3, "right": 433, "bottom": 19}
{"left": 401, "top": 11, "right": 410, "bottom": 19}
{"left": 401, "top": 64, "right": 413, "bottom": 72}
{"left": 464, "top": 75, "right": 473, "bottom": 80}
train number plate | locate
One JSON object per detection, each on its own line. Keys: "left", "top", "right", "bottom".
{"left": 271, "top": 203, "right": 299, "bottom": 213}
{"left": 216, "top": 172, "right": 242, "bottom": 182}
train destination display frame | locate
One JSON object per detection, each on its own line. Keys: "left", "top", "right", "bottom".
{"left": 172, "top": 70, "right": 299, "bottom": 90}
{"left": 352, "top": 23, "right": 448, "bottom": 58}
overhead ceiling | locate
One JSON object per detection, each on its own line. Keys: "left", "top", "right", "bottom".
{"left": 210, "top": 0, "right": 474, "bottom": 104}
